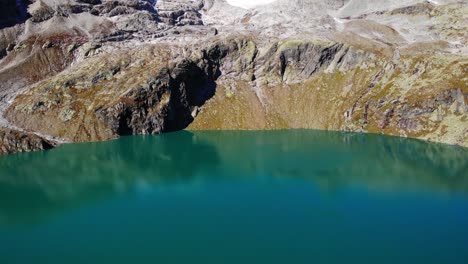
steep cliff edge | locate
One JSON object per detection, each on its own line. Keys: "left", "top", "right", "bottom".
{"left": 189, "top": 39, "right": 467, "bottom": 147}
{"left": 0, "top": 0, "right": 466, "bottom": 154}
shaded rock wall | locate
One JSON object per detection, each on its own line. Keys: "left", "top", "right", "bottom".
{"left": 0, "top": 127, "right": 54, "bottom": 155}
{"left": 4, "top": 44, "right": 221, "bottom": 142}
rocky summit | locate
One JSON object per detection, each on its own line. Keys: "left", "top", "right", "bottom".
{"left": 0, "top": 0, "right": 466, "bottom": 154}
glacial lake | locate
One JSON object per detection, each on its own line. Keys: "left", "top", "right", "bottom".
{"left": 0, "top": 130, "right": 467, "bottom": 264}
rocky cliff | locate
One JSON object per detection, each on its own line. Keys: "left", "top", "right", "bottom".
{"left": 0, "top": 0, "right": 466, "bottom": 154}
{"left": 0, "top": 127, "right": 54, "bottom": 154}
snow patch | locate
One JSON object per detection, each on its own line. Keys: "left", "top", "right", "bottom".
{"left": 226, "top": 0, "right": 277, "bottom": 9}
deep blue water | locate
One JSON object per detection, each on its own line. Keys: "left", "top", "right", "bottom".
{"left": 0, "top": 130, "right": 467, "bottom": 263}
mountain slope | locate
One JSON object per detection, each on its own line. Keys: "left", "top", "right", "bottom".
{"left": 0, "top": 0, "right": 466, "bottom": 154}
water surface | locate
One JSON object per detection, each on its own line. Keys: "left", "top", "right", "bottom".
{"left": 0, "top": 130, "right": 467, "bottom": 263}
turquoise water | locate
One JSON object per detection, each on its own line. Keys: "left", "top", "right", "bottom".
{"left": 0, "top": 130, "right": 467, "bottom": 263}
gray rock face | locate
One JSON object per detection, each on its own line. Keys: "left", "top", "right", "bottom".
{"left": 258, "top": 42, "right": 345, "bottom": 83}
{"left": 156, "top": 0, "right": 204, "bottom": 26}
{"left": 95, "top": 58, "right": 218, "bottom": 136}
{"left": 0, "top": 127, "right": 54, "bottom": 155}
{"left": 28, "top": 0, "right": 158, "bottom": 21}
{"left": 91, "top": 0, "right": 157, "bottom": 16}
{"left": 30, "top": 1, "right": 55, "bottom": 22}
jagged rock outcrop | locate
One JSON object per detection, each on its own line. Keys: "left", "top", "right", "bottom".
{"left": 94, "top": 58, "right": 218, "bottom": 136}
{"left": 188, "top": 37, "right": 467, "bottom": 147}
{"left": 0, "top": 127, "right": 54, "bottom": 154}
{"left": 3, "top": 44, "right": 221, "bottom": 142}
{"left": 0, "top": 0, "right": 466, "bottom": 154}
{"left": 156, "top": 0, "right": 204, "bottom": 26}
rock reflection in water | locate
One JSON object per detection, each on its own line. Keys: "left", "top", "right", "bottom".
{"left": 0, "top": 130, "right": 466, "bottom": 225}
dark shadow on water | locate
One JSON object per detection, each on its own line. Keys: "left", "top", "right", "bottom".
{"left": 0, "top": 130, "right": 467, "bottom": 225}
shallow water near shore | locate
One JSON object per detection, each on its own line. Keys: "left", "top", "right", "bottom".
{"left": 0, "top": 130, "right": 467, "bottom": 263}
